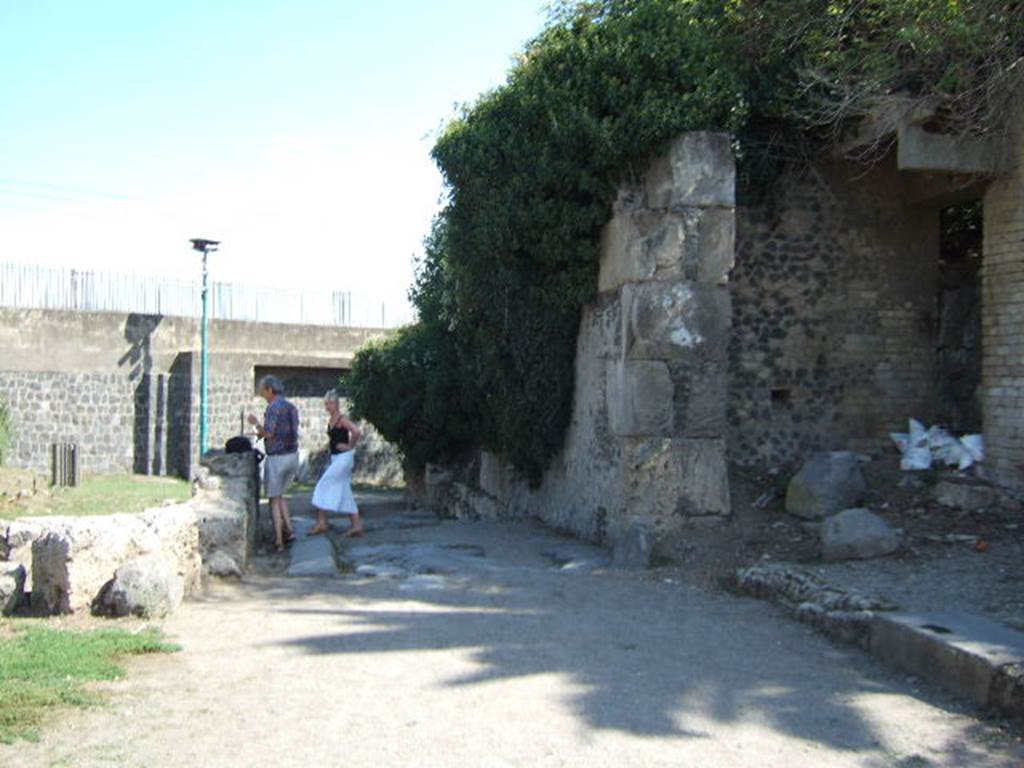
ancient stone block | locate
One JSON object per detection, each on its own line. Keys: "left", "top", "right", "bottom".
{"left": 598, "top": 212, "right": 655, "bottom": 292}
{"left": 30, "top": 506, "right": 200, "bottom": 615}
{"left": 695, "top": 207, "right": 736, "bottom": 285}
{"left": 579, "top": 295, "right": 622, "bottom": 360}
{"left": 622, "top": 282, "right": 731, "bottom": 363}
{"left": 785, "top": 452, "right": 867, "bottom": 521}
{"left": 196, "top": 450, "right": 259, "bottom": 573}
{"left": 624, "top": 437, "right": 731, "bottom": 522}
{"left": 820, "top": 508, "right": 903, "bottom": 561}
{"left": 98, "top": 554, "right": 184, "bottom": 618}
{"left": 1, "top": 564, "right": 25, "bottom": 616}
{"left": 670, "top": 362, "right": 728, "bottom": 438}
{"left": 644, "top": 132, "right": 736, "bottom": 209}
{"left": 607, "top": 360, "right": 675, "bottom": 437}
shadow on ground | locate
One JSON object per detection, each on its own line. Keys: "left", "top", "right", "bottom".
{"left": 191, "top": 491, "right": 1020, "bottom": 768}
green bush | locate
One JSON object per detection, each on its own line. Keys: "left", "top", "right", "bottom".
{"left": 349, "top": 0, "right": 1023, "bottom": 484}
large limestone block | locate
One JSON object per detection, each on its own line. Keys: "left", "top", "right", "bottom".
{"left": 608, "top": 360, "right": 675, "bottom": 437}
{"left": 622, "top": 282, "right": 731, "bottom": 363}
{"left": 624, "top": 438, "right": 731, "bottom": 525}
{"left": 0, "top": 519, "right": 45, "bottom": 590}
{"left": 579, "top": 295, "right": 622, "bottom": 360}
{"left": 192, "top": 494, "right": 249, "bottom": 577}
{"left": 31, "top": 505, "right": 200, "bottom": 615}
{"left": 670, "top": 362, "right": 728, "bottom": 438}
{"left": 98, "top": 554, "right": 184, "bottom": 618}
{"left": 599, "top": 208, "right": 735, "bottom": 293}
{"left": 1, "top": 564, "right": 26, "bottom": 615}
{"left": 197, "top": 450, "right": 260, "bottom": 571}
{"left": 599, "top": 211, "right": 653, "bottom": 291}
{"left": 821, "top": 508, "right": 903, "bottom": 561}
{"left": 644, "top": 132, "right": 735, "bottom": 209}
{"left": 785, "top": 452, "right": 867, "bottom": 521}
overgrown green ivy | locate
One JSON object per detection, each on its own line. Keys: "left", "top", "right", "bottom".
{"left": 348, "top": 0, "right": 1023, "bottom": 483}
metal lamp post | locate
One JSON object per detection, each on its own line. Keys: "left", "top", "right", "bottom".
{"left": 190, "top": 238, "right": 220, "bottom": 455}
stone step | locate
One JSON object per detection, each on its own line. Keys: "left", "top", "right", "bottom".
{"left": 286, "top": 518, "right": 338, "bottom": 577}
{"left": 870, "top": 611, "right": 1024, "bottom": 716}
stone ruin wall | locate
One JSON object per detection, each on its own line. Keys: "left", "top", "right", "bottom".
{"left": 729, "top": 157, "right": 940, "bottom": 470}
{"left": 0, "top": 309, "right": 401, "bottom": 484}
{"left": 431, "top": 132, "right": 736, "bottom": 557}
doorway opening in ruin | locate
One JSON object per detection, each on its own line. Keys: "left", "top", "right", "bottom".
{"left": 935, "top": 199, "right": 983, "bottom": 433}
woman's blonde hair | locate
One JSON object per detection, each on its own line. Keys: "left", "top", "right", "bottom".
{"left": 324, "top": 388, "right": 341, "bottom": 404}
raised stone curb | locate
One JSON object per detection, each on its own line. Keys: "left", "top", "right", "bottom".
{"left": 871, "top": 611, "right": 1024, "bottom": 720}
{"left": 734, "top": 562, "right": 894, "bottom": 648}
{"left": 737, "top": 563, "right": 1024, "bottom": 720}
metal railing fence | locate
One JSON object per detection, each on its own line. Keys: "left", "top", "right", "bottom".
{"left": 0, "top": 262, "right": 412, "bottom": 328}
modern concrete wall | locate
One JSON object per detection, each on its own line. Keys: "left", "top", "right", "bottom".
{"left": 0, "top": 308, "right": 395, "bottom": 480}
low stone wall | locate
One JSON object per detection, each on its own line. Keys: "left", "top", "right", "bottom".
{"left": 30, "top": 505, "right": 201, "bottom": 614}
{"left": 419, "top": 133, "right": 735, "bottom": 561}
{"left": 0, "top": 450, "right": 262, "bottom": 614}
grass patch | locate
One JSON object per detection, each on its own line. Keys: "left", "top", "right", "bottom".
{"left": 0, "top": 625, "right": 178, "bottom": 743}
{"left": 0, "top": 473, "right": 191, "bottom": 521}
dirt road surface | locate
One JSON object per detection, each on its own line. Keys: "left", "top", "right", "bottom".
{"left": 5, "top": 492, "right": 1021, "bottom": 768}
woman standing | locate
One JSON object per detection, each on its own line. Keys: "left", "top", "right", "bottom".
{"left": 309, "top": 389, "right": 363, "bottom": 537}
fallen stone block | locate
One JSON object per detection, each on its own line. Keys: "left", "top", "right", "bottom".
{"left": 821, "top": 508, "right": 903, "bottom": 561}
{"left": 0, "top": 519, "right": 45, "bottom": 591}
{"left": 932, "top": 480, "right": 1000, "bottom": 512}
{"left": 98, "top": 555, "right": 184, "bottom": 618}
{"left": 0, "top": 563, "right": 26, "bottom": 615}
{"left": 786, "top": 452, "right": 867, "bottom": 521}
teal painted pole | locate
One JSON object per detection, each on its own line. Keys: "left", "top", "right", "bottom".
{"left": 199, "top": 250, "right": 209, "bottom": 455}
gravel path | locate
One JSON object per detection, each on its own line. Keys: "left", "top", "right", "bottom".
{"left": 4, "top": 492, "right": 1021, "bottom": 768}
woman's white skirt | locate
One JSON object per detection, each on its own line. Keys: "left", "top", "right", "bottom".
{"left": 312, "top": 451, "right": 358, "bottom": 515}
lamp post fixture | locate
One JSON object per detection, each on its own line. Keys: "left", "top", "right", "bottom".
{"left": 190, "top": 238, "right": 220, "bottom": 455}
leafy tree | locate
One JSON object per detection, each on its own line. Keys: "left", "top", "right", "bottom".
{"left": 348, "top": 0, "right": 1023, "bottom": 482}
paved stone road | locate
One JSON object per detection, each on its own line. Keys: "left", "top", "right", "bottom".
{"left": 5, "top": 491, "right": 1022, "bottom": 768}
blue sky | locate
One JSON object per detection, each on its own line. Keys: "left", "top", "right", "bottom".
{"left": 0, "top": 0, "right": 549, "bottom": 317}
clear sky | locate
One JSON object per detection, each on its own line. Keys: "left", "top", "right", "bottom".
{"left": 0, "top": 0, "right": 549, "bottom": 318}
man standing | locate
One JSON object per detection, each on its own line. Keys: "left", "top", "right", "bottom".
{"left": 248, "top": 375, "right": 299, "bottom": 552}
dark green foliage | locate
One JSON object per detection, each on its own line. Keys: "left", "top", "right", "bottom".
{"left": 348, "top": 0, "right": 1023, "bottom": 483}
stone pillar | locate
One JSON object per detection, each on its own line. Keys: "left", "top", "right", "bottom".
{"left": 600, "top": 132, "right": 735, "bottom": 548}
{"left": 982, "top": 98, "right": 1024, "bottom": 487}
{"left": 192, "top": 450, "right": 260, "bottom": 575}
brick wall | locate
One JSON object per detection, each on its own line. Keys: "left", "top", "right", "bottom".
{"left": 982, "top": 107, "right": 1024, "bottom": 487}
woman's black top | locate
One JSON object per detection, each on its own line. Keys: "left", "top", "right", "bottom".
{"left": 328, "top": 425, "right": 349, "bottom": 455}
